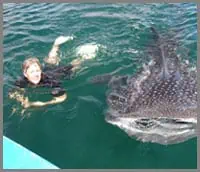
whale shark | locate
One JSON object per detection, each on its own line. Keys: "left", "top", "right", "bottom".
{"left": 90, "top": 27, "right": 197, "bottom": 145}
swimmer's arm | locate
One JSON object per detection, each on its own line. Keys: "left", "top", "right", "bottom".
{"left": 25, "top": 93, "right": 67, "bottom": 108}
{"left": 44, "top": 36, "right": 73, "bottom": 66}
{"left": 9, "top": 89, "right": 67, "bottom": 108}
{"left": 44, "top": 45, "right": 60, "bottom": 65}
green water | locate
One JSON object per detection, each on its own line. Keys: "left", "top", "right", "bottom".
{"left": 3, "top": 3, "right": 197, "bottom": 169}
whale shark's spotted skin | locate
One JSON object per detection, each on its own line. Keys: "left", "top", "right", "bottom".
{"left": 90, "top": 27, "right": 197, "bottom": 145}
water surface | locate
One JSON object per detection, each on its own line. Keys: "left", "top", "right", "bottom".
{"left": 3, "top": 3, "right": 197, "bottom": 169}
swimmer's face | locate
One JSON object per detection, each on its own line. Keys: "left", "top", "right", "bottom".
{"left": 24, "top": 63, "right": 42, "bottom": 85}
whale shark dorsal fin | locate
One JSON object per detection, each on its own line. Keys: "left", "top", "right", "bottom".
{"left": 150, "top": 27, "right": 171, "bottom": 79}
{"left": 159, "top": 44, "right": 170, "bottom": 79}
{"left": 150, "top": 27, "right": 160, "bottom": 41}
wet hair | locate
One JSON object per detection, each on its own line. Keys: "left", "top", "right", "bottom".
{"left": 22, "top": 57, "right": 42, "bottom": 74}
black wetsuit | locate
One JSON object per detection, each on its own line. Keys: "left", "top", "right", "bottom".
{"left": 15, "top": 64, "right": 74, "bottom": 97}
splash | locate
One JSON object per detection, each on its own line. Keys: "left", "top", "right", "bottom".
{"left": 76, "top": 42, "right": 103, "bottom": 60}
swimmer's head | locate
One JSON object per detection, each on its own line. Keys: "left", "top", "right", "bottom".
{"left": 23, "top": 57, "right": 42, "bottom": 85}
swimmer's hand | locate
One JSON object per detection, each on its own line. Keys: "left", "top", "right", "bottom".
{"left": 51, "top": 93, "right": 67, "bottom": 104}
{"left": 54, "top": 36, "right": 74, "bottom": 46}
{"left": 8, "top": 91, "right": 31, "bottom": 108}
{"left": 9, "top": 89, "right": 27, "bottom": 104}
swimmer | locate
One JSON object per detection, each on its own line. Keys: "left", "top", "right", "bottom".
{"left": 9, "top": 36, "right": 85, "bottom": 108}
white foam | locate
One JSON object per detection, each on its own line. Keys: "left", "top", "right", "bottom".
{"left": 76, "top": 42, "right": 102, "bottom": 60}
